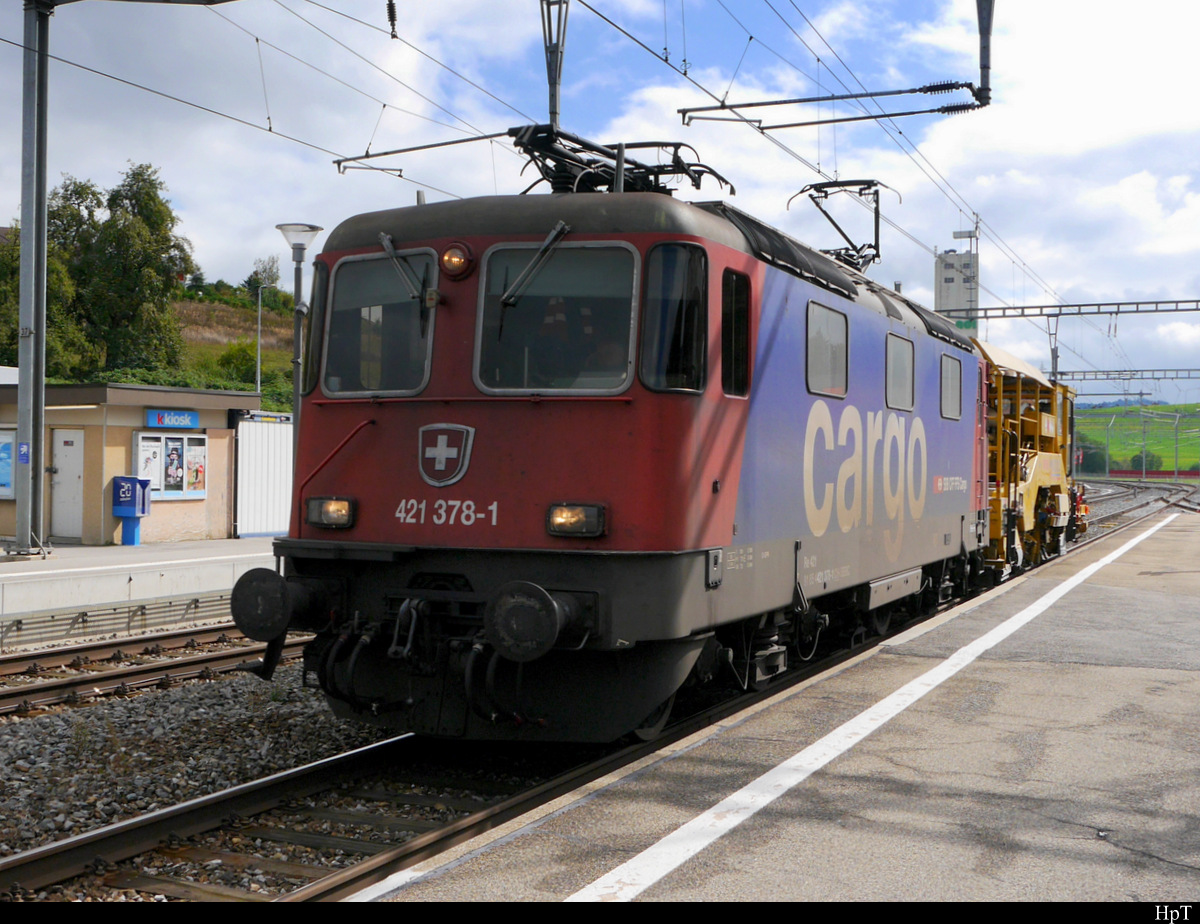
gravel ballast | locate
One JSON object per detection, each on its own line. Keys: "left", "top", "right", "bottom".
{"left": 0, "top": 665, "right": 391, "bottom": 858}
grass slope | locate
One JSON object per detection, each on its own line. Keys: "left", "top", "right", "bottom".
{"left": 1076, "top": 403, "right": 1200, "bottom": 472}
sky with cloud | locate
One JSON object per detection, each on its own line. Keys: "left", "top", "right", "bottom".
{"left": 2, "top": 0, "right": 1198, "bottom": 401}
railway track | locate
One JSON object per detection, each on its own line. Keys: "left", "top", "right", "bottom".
{"left": 0, "top": 733, "right": 608, "bottom": 901}
{"left": 0, "top": 623, "right": 307, "bottom": 717}
{"left": 1077, "top": 479, "right": 1196, "bottom": 534}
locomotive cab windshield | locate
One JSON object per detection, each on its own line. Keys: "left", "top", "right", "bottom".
{"left": 476, "top": 243, "right": 637, "bottom": 393}
{"left": 323, "top": 251, "right": 437, "bottom": 396}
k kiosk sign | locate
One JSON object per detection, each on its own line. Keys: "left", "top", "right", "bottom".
{"left": 146, "top": 409, "right": 200, "bottom": 429}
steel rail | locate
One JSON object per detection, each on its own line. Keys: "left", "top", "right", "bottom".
{"left": 1071, "top": 482, "right": 1192, "bottom": 545}
{"left": 0, "top": 622, "right": 244, "bottom": 675}
{"left": 0, "top": 736, "right": 413, "bottom": 893}
{"left": 0, "top": 639, "right": 308, "bottom": 716}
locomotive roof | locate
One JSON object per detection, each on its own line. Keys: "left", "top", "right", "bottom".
{"left": 323, "top": 193, "right": 974, "bottom": 353}
{"left": 324, "top": 193, "right": 751, "bottom": 253}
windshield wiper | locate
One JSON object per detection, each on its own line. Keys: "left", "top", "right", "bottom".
{"left": 498, "top": 220, "right": 570, "bottom": 338}
{"left": 379, "top": 232, "right": 432, "bottom": 336}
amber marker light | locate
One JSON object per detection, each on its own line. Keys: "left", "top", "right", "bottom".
{"left": 306, "top": 497, "right": 356, "bottom": 528}
{"left": 547, "top": 503, "right": 605, "bottom": 537}
{"left": 440, "top": 243, "right": 473, "bottom": 279}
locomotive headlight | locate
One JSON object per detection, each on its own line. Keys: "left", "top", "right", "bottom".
{"left": 546, "top": 503, "right": 605, "bottom": 537}
{"left": 306, "top": 496, "right": 356, "bottom": 528}
{"left": 440, "top": 243, "right": 473, "bottom": 279}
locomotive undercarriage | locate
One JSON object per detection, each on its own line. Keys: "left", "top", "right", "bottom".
{"left": 234, "top": 540, "right": 983, "bottom": 742}
{"left": 679, "top": 548, "right": 982, "bottom": 706}
{"left": 246, "top": 542, "right": 722, "bottom": 742}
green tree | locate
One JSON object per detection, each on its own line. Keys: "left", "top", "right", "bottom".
{"left": 243, "top": 254, "right": 280, "bottom": 291}
{"left": 1129, "top": 449, "right": 1163, "bottom": 473}
{"left": 48, "top": 177, "right": 103, "bottom": 264}
{"left": 1075, "top": 432, "right": 1110, "bottom": 474}
{"left": 0, "top": 224, "right": 94, "bottom": 378}
{"left": 244, "top": 255, "right": 288, "bottom": 312}
{"left": 47, "top": 164, "right": 194, "bottom": 373}
{"left": 217, "top": 338, "right": 257, "bottom": 384}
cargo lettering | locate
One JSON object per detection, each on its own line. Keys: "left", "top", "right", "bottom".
{"left": 803, "top": 399, "right": 926, "bottom": 539}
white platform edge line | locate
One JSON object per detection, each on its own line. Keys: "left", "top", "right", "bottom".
{"left": 0, "top": 552, "right": 271, "bottom": 580}
{"left": 565, "top": 514, "right": 1180, "bottom": 902}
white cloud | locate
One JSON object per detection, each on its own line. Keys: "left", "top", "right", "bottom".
{"left": 1155, "top": 321, "right": 1200, "bottom": 348}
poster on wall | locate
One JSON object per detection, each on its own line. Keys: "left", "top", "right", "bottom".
{"left": 164, "top": 437, "right": 184, "bottom": 492}
{"left": 138, "top": 437, "right": 162, "bottom": 490}
{"left": 0, "top": 430, "right": 12, "bottom": 500}
{"left": 136, "top": 432, "right": 206, "bottom": 500}
{"left": 186, "top": 443, "right": 206, "bottom": 492}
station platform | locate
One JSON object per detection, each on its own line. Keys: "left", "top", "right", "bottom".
{"left": 0, "top": 537, "right": 273, "bottom": 648}
{"left": 364, "top": 511, "right": 1200, "bottom": 902}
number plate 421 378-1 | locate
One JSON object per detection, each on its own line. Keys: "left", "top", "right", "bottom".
{"left": 395, "top": 499, "right": 499, "bottom": 526}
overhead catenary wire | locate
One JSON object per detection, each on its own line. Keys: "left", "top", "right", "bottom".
{"left": 576, "top": 0, "right": 938, "bottom": 258}
{"left": 0, "top": 33, "right": 465, "bottom": 201}
{"left": 271, "top": 0, "right": 486, "bottom": 136}
{"left": 207, "top": 4, "right": 479, "bottom": 137}
{"left": 300, "top": 0, "right": 538, "bottom": 124}
{"left": 255, "top": 37, "right": 273, "bottom": 132}
{"left": 729, "top": 1, "right": 1067, "bottom": 310}
{"left": 267, "top": 0, "right": 528, "bottom": 165}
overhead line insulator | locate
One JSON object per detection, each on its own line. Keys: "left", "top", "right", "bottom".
{"left": 921, "top": 80, "right": 968, "bottom": 94}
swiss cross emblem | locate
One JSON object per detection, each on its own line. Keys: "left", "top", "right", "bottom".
{"left": 418, "top": 424, "right": 475, "bottom": 487}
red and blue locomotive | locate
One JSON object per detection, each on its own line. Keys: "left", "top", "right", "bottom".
{"left": 231, "top": 140, "right": 1015, "bottom": 741}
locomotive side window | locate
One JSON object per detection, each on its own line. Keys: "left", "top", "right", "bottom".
{"left": 886, "top": 334, "right": 915, "bottom": 411}
{"left": 722, "top": 269, "right": 750, "bottom": 397}
{"left": 476, "top": 245, "right": 636, "bottom": 394}
{"left": 806, "top": 302, "right": 847, "bottom": 397}
{"left": 940, "top": 354, "right": 962, "bottom": 419}
{"left": 323, "top": 253, "right": 436, "bottom": 396}
{"left": 641, "top": 244, "right": 707, "bottom": 392}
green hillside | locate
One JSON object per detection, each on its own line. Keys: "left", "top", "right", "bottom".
{"left": 1075, "top": 403, "right": 1200, "bottom": 474}
{"left": 176, "top": 299, "right": 295, "bottom": 412}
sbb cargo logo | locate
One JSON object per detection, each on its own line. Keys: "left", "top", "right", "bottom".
{"left": 802, "top": 399, "right": 928, "bottom": 563}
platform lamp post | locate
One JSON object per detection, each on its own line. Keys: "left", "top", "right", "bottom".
{"left": 14, "top": 0, "right": 242, "bottom": 557}
{"left": 276, "top": 223, "right": 322, "bottom": 456}
{"left": 255, "top": 283, "right": 274, "bottom": 395}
